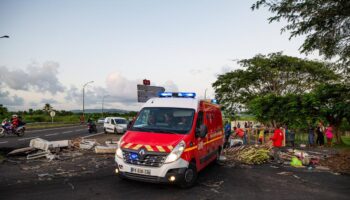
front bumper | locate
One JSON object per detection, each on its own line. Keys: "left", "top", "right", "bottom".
{"left": 115, "top": 156, "right": 189, "bottom": 183}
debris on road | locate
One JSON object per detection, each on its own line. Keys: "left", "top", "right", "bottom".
{"left": 319, "top": 151, "right": 350, "bottom": 174}
{"left": 79, "top": 139, "right": 97, "bottom": 150}
{"left": 94, "top": 145, "right": 117, "bottom": 154}
{"left": 224, "top": 143, "right": 271, "bottom": 165}
{"left": 7, "top": 147, "right": 36, "bottom": 156}
{"left": 29, "top": 138, "right": 70, "bottom": 151}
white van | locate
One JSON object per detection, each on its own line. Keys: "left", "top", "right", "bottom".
{"left": 103, "top": 117, "right": 128, "bottom": 134}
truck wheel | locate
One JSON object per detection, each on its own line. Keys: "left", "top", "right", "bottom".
{"left": 179, "top": 162, "right": 198, "bottom": 188}
{"left": 215, "top": 147, "right": 222, "bottom": 165}
{"left": 104, "top": 128, "right": 108, "bottom": 134}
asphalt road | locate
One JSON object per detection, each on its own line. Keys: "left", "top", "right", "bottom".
{"left": 0, "top": 125, "right": 104, "bottom": 149}
{"left": 0, "top": 163, "right": 349, "bottom": 200}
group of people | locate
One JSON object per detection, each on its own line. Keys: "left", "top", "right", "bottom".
{"left": 224, "top": 121, "right": 335, "bottom": 148}
{"left": 309, "top": 122, "right": 334, "bottom": 147}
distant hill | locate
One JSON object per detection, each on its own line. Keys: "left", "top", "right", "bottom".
{"left": 70, "top": 108, "right": 133, "bottom": 114}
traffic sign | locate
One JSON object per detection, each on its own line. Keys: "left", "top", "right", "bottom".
{"left": 50, "top": 111, "right": 56, "bottom": 117}
{"left": 137, "top": 84, "right": 165, "bottom": 102}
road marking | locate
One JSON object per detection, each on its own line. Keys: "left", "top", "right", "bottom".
{"left": 26, "top": 125, "right": 82, "bottom": 133}
{"left": 18, "top": 136, "right": 37, "bottom": 141}
{"left": 45, "top": 133, "right": 59, "bottom": 136}
{"left": 82, "top": 132, "right": 104, "bottom": 139}
{"left": 62, "top": 131, "right": 73, "bottom": 134}
{"left": 0, "top": 141, "right": 8, "bottom": 144}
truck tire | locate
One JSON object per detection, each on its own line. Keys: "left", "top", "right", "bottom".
{"left": 104, "top": 128, "right": 108, "bottom": 134}
{"left": 179, "top": 162, "right": 198, "bottom": 188}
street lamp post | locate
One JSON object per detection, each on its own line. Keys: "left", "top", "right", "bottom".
{"left": 102, "top": 94, "right": 110, "bottom": 118}
{"left": 204, "top": 88, "right": 208, "bottom": 99}
{"left": 82, "top": 81, "right": 94, "bottom": 122}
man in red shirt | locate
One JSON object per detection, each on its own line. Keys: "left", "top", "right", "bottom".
{"left": 270, "top": 127, "right": 284, "bottom": 147}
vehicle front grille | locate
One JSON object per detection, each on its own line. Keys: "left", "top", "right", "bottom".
{"left": 122, "top": 150, "right": 167, "bottom": 167}
{"left": 123, "top": 172, "right": 159, "bottom": 182}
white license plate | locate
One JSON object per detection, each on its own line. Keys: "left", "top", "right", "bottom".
{"left": 130, "top": 167, "right": 151, "bottom": 175}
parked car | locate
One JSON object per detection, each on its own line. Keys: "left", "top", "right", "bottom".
{"left": 97, "top": 118, "right": 105, "bottom": 124}
{"left": 103, "top": 117, "right": 127, "bottom": 134}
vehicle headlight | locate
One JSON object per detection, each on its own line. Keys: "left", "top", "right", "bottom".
{"left": 164, "top": 141, "right": 186, "bottom": 163}
{"left": 116, "top": 140, "right": 123, "bottom": 159}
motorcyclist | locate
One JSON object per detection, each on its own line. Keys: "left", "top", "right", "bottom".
{"left": 11, "top": 115, "right": 19, "bottom": 130}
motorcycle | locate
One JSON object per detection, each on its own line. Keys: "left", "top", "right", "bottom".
{"left": 87, "top": 122, "right": 97, "bottom": 133}
{"left": 0, "top": 121, "right": 26, "bottom": 137}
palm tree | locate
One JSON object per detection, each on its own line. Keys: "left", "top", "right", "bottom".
{"left": 43, "top": 103, "right": 53, "bottom": 113}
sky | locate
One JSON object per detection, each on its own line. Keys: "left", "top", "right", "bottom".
{"left": 0, "top": 0, "right": 321, "bottom": 111}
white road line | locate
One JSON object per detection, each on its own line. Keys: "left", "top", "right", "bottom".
{"left": 0, "top": 141, "right": 8, "bottom": 144}
{"left": 62, "top": 131, "right": 73, "bottom": 134}
{"left": 18, "top": 136, "right": 37, "bottom": 141}
{"left": 45, "top": 133, "right": 59, "bottom": 136}
{"left": 26, "top": 125, "right": 81, "bottom": 133}
{"left": 82, "top": 132, "right": 104, "bottom": 139}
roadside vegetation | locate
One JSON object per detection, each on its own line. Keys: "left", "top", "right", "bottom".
{"left": 0, "top": 103, "right": 137, "bottom": 129}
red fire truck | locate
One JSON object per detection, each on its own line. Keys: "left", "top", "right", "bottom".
{"left": 115, "top": 92, "right": 224, "bottom": 187}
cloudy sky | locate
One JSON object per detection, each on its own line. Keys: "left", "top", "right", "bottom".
{"left": 0, "top": 0, "right": 320, "bottom": 111}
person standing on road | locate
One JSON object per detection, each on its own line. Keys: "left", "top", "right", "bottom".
{"left": 289, "top": 129, "right": 295, "bottom": 148}
{"left": 270, "top": 126, "right": 284, "bottom": 148}
{"left": 325, "top": 125, "right": 334, "bottom": 147}
{"left": 316, "top": 122, "right": 325, "bottom": 146}
{"left": 308, "top": 125, "right": 315, "bottom": 147}
{"left": 224, "top": 121, "right": 232, "bottom": 148}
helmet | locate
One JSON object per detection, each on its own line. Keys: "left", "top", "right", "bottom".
{"left": 12, "top": 114, "right": 18, "bottom": 118}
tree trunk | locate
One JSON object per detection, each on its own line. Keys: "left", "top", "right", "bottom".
{"left": 334, "top": 126, "right": 343, "bottom": 144}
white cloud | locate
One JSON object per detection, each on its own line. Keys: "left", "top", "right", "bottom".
{"left": 0, "top": 61, "right": 65, "bottom": 94}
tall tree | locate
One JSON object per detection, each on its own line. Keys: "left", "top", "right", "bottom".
{"left": 43, "top": 103, "right": 53, "bottom": 113}
{"left": 311, "top": 83, "right": 350, "bottom": 143}
{"left": 252, "top": 0, "right": 350, "bottom": 67}
{"left": 213, "top": 52, "right": 339, "bottom": 114}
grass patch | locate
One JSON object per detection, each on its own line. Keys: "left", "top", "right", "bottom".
{"left": 341, "top": 136, "right": 350, "bottom": 146}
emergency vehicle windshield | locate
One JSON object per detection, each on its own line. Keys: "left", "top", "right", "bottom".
{"left": 131, "top": 107, "right": 195, "bottom": 134}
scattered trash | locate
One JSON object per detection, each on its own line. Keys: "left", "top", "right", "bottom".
{"left": 224, "top": 143, "right": 272, "bottom": 165}
{"left": 290, "top": 157, "right": 303, "bottom": 168}
{"left": 299, "top": 144, "right": 306, "bottom": 148}
{"left": 27, "top": 150, "right": 54, "bottom": 160}
{"left": 94, "top": 145, "right": 117, "bottom": 154}
{"left": 79, "top": 139, "right": 97, "bottom": 150}
{"left": 29, "top": 138, "right": 70, "bottom": 151}
{"left": 7, "top": 147, "right": 36, "bottom": 156}
{"left": 293, "top": 174, "right": 301, "bottom": 179}
{"left": 277, "top": 171, "right": 293, "bottom": 175}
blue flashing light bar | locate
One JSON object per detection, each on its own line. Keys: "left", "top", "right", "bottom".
{"left": 211, "top": 99, "right": 218, "bottom": 104}
{"left": 158, "top": 92, "right": 196, "bottom": 98}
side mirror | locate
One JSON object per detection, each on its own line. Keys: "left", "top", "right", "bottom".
{"left": 197, "top": 124, "right": 207, "bottom": 138}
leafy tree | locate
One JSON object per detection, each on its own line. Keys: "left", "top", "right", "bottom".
{"left": 28, "top": 108, "right": 34, "bottom": 115}
{"left": 213, "top": 52, "right": 339, "bottom": 114}
{"left": 252, "top": 0, "right": 350, "bottom": 66}
{"left": 311, "top": 83, "right": 350, "bottom": 143}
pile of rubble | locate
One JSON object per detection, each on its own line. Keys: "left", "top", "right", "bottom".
{"left": 224, "top": 143, "right": 272, "bottom": 165}
{"left": 7, "top": 137, "right": 119, "bottom": 161}
{"left": 223, "top": 141, "right": 350, "bottom": 175}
